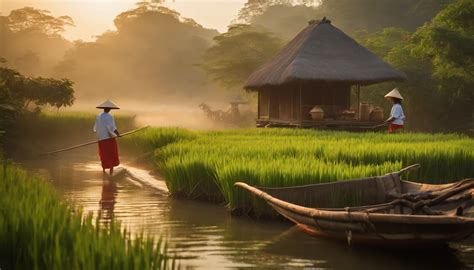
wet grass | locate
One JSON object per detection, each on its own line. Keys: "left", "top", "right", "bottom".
{"left": 124, "top": 128, "right": 474, "bottom": 217}
{"left": 0, "top": 160, "right": 177, "bottom": 270}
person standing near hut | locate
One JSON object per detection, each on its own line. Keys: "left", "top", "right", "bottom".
{"left": 384, "top": 88, "right": 405, "bottom": 133}
{"left": 94, "top": 100, "right": 121, "bottom": 175}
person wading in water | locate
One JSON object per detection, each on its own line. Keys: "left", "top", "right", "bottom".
{"left": 93, "top": 100, "right": 121, "bottom": 175}
{"left": 384, "top": 88, "right": 405, "bottom": 133}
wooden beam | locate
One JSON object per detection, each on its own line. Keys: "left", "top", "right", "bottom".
{"left": 356, "top": 85, "right": 361, "bottom": 120}
{"left": 299, "top": 82, "right": 303, "bottom": 121}
{"left": 257, "top": 90, "right": 260, "bottom": 120}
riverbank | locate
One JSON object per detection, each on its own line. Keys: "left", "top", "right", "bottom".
{"left": 0, "top": 112, "right": 177, "bottom": 269}
{"left": 122, "top": 128, "right": 474, "bottom": 217}
{"left": 0, "top": 159, "right": 176, "bottom": 269}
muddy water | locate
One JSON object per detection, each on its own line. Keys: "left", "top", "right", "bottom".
{"left": 19, "top": 151, "right": 474, "bottom": 270}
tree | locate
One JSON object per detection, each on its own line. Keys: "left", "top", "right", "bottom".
{"left": 237, "top": 0, "right": 320, "bottom": 23}
{"left": 55, "top": 4, "right": 218, "bottom": 102}
{"left": 239, "top": 0, "right": 454, "bottom": 38}
{"left": 0, "top": 67, "right": 75, "bottom": 111}
{"left": 200, "top": 24, "right": 284, "bottom": 88}
{"left": 6, "top": 7, "right": 74, "bottom": 35}
{"left": 360, "top": 0, "right": 474, "bottom": 132}
{"left": 249, "top": 4, "right": 320, "bottom": 39}
{"left": 0, "top": 8, "right": 73, "bottom": 76}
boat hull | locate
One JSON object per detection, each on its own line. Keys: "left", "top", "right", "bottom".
{"left": 235, "top": 165, "right": 474, "bottom": 247}
{"left": 270, "top": 202, "right": 474, "bottom": 246}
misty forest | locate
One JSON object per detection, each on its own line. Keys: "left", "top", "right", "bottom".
{"left": 1, "top": 0, "right": 474, "bottom": 269}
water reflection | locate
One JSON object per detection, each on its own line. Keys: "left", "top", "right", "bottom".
{"left": 99, "top": 179, "right": 117, "bottom": 222}
{"left": 18, "top": 152, "right": 474, "bottom": 269}
{"left": 260, "top": 226, "right": 465, "bottom": 270}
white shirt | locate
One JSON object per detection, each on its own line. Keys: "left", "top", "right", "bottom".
{"left": 93, "top": 112, "right": 117, "bottom": 140}
{"left": 390, "top": 104, "right": 405, "bottom": 125}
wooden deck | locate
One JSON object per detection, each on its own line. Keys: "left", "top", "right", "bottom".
{"left": 256, "top": 119, "right": 385, "bottom": 131}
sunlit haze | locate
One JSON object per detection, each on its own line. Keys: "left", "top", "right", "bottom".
{"left": 1, "top": 0, "right": 246, "bottom": 41}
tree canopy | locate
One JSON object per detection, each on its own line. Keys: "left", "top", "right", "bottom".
{"left": 0, "top": 66, "right": 75, "bottom": 130}
{"left": 0, "top": 7, "right": 73, "bottom": 76}
{"left": 54, "top": 3, "right": 220, "bottom": 102}
{"left": 360, "top": 0, "right": 473, "bottom": 132}
{"left": 5, "top": 7, "right": 74, "bottom": 35}
{"left": 0, "top": 67, "right": 74, "bottom": 110}
{"left": 200, "top": 24, "right": 283, "bottom": 88}
{"left": 242, "top": 0, "right": 454, "bottom": 39}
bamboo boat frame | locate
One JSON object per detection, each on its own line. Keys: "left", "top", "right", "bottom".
{"left": 235, "top": 164, "right": 474, "bottom": 246}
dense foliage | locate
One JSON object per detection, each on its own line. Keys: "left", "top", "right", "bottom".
{"left": 0, "top": 67, "right": 75, "bottom": 133}
{"left": 54, "top": 3, "right": 219, "bottom": 102}
{"left": 360, "top": 0, "right": 474, "bottom": 132}
{"left": 123, "top": 128, "right": 474, "bottom": 217}
{"left": 239, "top": 0, "right": 452, "bottom": 37}
{"left": 0, "top": 7, "right": 73, "bottom": 76}
{"left": 200, "top": 24, "right": 283, "bottom": 88}
{"left": 0, "top": 160, "right": 176, "bottom": 269}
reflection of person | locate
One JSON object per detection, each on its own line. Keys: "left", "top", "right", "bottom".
{"left": 93, "top": 100, "right": 121, "bottom": 175}
{"left": 99, "top": 179, "right": 117, "bottom": 221}
{"left": 384, "top": 88, "right": 405, "bottom": 133}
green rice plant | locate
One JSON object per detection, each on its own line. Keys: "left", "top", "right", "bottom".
{"left": 120, "top": 127, "right": 195, "bottom": 158}
{"left": 0, "top": 160, "right": 177, "bottom": 270}
{"left": 125, "top": 127, "right": 474, "bottom": 217}
{"left": 216, "top": 159, "right": 402, "bottom": 217}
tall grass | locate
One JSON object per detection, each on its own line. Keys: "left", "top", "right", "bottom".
{"left": 0, "top": 160, "right": 177, "bottom": 270}
{"left": 5, "top": 111, "right": 137, "bottom": 157}
{"left": 128, "top": 128, "right": 474, "bottom": 217}
{"left": 120, "top": 127, "right": 195, "bottom": 159}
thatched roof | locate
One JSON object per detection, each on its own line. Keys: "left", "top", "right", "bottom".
{"left": 244, "top": 18, "right": 406, "bottom": 91}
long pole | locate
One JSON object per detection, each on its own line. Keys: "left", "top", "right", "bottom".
{"left": 40, "top": 126, "right": 149, "bottom": 156}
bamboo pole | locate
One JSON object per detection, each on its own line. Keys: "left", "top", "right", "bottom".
{"left": 40, "top": 126, "right": 149, "bottom": 156}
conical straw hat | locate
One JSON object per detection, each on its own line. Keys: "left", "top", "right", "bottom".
{"left": 96, "top": 100, "right": 120, "bottom": 109}
{"left": 384, "top": 88, "right": 404, "bottom": 100}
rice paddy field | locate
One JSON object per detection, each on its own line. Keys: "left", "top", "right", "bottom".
{"left": 0, "top": 159, "right": 176, "bottom": 270}
{"left": 123, "top": 128, "right": 474, "bottom": 217}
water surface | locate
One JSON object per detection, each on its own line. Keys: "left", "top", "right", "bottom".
{"left": 20, "top": 151, "right": 474, "bottom": 269}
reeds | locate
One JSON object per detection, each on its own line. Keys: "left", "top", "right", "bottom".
{"left": 0, "top": 160, "right": 177, "bottom": 269}
{"left": 127, "top": 128, "right": 474, "bottom": 217}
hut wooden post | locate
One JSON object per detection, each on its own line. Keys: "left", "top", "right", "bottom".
{"left": 257, "top": 90, "right": 260, "bottom": 121}
{"left": 299, "top": 82, "right": 303, "bottom": 122}
{"left": 356, "top": 85, "right": 361, "bottom": 120}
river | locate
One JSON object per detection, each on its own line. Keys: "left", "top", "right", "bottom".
{"left": 18, "top": 150, "right": 474, "bottom": 270}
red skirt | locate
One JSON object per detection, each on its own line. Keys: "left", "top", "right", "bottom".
{"left": 388, "top": 123, "right": 404, "bottom": 133}
{"left": 98, "top": 137, "right": 120, "bottom": 169}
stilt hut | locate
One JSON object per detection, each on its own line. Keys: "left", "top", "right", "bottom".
{"left": 244, "top": 18, "right": 406, "bottom": 129}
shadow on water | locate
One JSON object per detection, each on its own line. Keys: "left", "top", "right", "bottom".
{"left": 259, "top": 226, "right": 469, "bottom": 270}
{"left": 16, "top": 148, "right": 474, "bottom": 269}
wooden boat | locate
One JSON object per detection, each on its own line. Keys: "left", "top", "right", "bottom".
{"left": 235, "top": 164, "right": 474, "bottom": 246}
